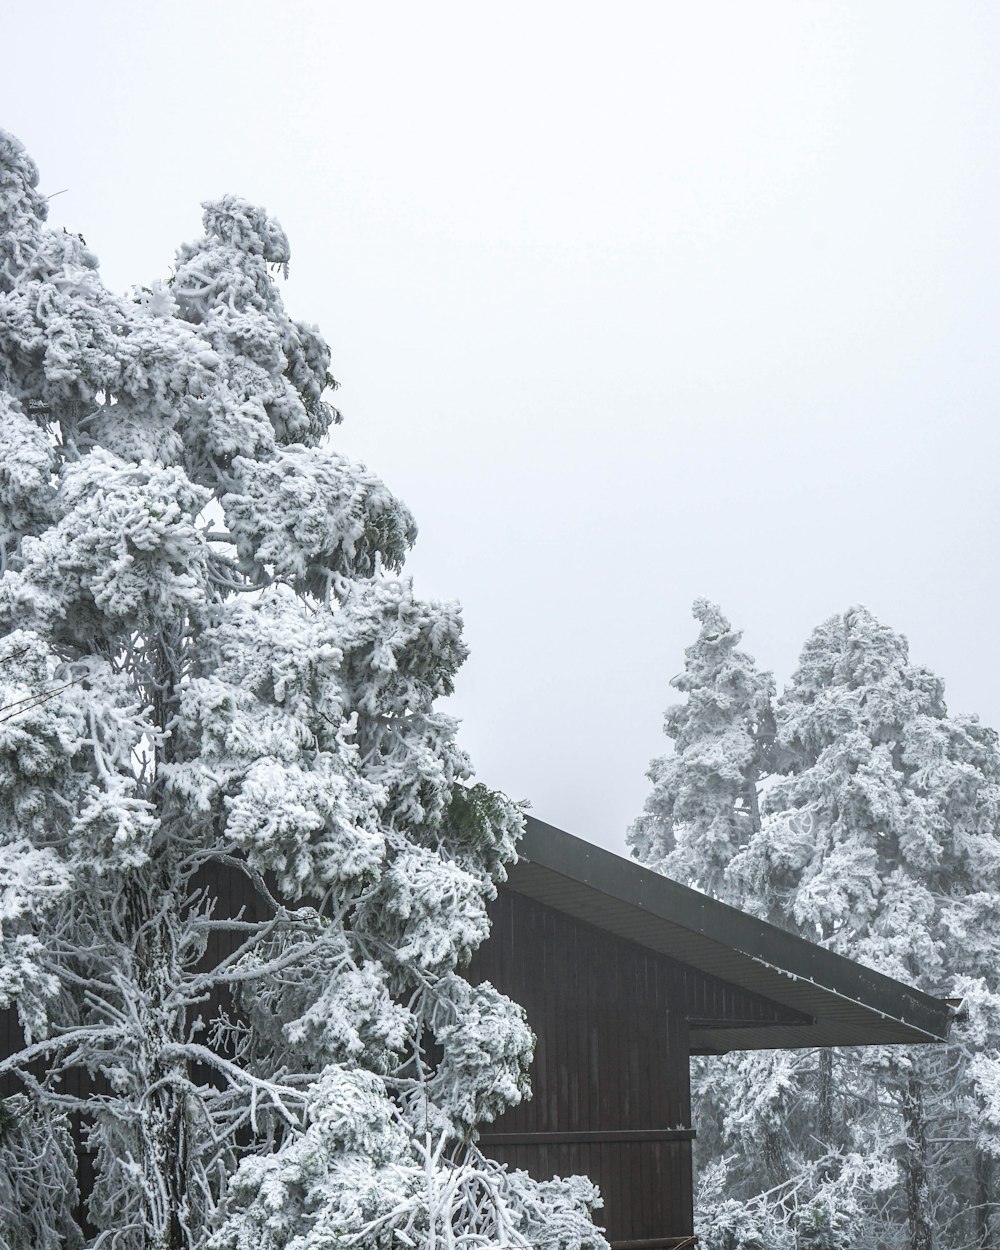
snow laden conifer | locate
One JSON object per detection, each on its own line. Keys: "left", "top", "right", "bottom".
{"left": 732, "top": 605, "right": 1000, "bottom": 1249}
{"left": 635, "top": 602, "right": 1000, "bottom": 1249}
{"left": 627, "top": 599, "right": 775, "bottom": 898}
{"left": 0, "top": 132, "right": 605, "bottom": 1250}
{"left": 627, "top": 602, "right": 808, "bottom": 1231}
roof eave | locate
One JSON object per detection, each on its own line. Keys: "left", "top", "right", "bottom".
{"left": 508, "top": 816, "right": 953, "bottom": 1049}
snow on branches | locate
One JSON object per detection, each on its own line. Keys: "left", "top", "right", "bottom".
{"left": 634, "top": 600, "right": 1000, "bottom": 1249}
{"left": 0, "top": 130, "right": 603, "bottom": 1250}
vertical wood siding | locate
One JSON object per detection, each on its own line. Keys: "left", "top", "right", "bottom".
{"left": 469, "top": 887, "right": 798, "bottom": 1245}
{"left": 469, "top": 888, "right": 696, "bottom": 1243}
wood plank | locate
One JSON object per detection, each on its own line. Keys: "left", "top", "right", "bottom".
{"left": 478, "top": 1128, "right": 696, "bottom": 1145}
{"left": 608, "top": 1238, "right": 699, "bottom": 1249}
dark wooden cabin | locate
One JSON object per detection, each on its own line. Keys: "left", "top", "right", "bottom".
{"left": 0, "top": 816, "right": 953, "bottom": 1247}
{"left": 468, "top": 816, "right": 954, "bottom": 1249}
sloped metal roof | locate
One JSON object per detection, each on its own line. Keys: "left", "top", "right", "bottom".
{"left": 508, "top": 816, "right": 953, "bottom": 1052}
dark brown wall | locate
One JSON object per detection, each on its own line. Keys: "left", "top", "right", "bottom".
{"left": 469, "top": 888, "right": 695, "bottom": 1245}
{"left": 468, "top": 887, "right": 800, "bottom": 1247}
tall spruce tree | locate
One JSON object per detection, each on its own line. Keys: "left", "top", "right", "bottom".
{"left": 0, "top": 132, "right": 605, "bottom": 1250}
{"left": 626, "top": 598, "right": 775, "bottom": 897}
{"left": 627, "top": 603, "right": 807, "bottom": 1234}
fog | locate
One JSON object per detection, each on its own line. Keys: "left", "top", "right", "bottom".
{"left": 6, "top": 1, "right": 999, "bottom": 850}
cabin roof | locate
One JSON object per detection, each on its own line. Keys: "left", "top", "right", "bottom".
{"left": 507, "top": 816, "right": 954, "bottom": 1051}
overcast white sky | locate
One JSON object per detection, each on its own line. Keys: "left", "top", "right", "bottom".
{"left": 5, "top": 2, "right": 1000, "bottom": 852}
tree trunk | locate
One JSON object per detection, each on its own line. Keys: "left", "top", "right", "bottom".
{"left": 976, "top": 1150, "right": 993, "bottom": 1249}
{"left": 743, "top": 762, "right": 763, "bottom": 838}
{"left": 764, "top": 1125, "right": 786, "bottom": 1187}
{"left": 818, "top": 1047, "right": 834, "bottom": 1147}
{"left": 129, "top": 874, "right": 193, "bottom": 1250}
{"left": 902, "top": 1067, "right": 933, "bottom": 1250}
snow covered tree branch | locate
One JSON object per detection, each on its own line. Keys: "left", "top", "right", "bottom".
{"left": 0, "top": 131, "right": 605, "bottom": 1250}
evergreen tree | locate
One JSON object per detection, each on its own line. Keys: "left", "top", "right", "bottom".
{"left": 634, "top": 603, "right": 1000, "bottom": 1250}
{"left": 733, "top": 605, "right": 1000, "bottom": 1250}
{"left": 627, "top": 598, "right": 775, "bottom": 897}
{"left": 0, "top": 132, "right": 605, "bottom": 1250}
{"left": 627, "top": 602, "right": 807, "bottom": 1227}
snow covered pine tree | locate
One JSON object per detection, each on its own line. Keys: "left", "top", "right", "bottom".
{"left": 730, "top": 606, "right": 1000, "bottom": 1250}
{"left": 632, "top": 601, "right": 1000, "bottom": 1250}
{"left": 627, "top": 597, "right": 775, "bottom": 898}
{"left": 0, "top": 132, "right": 606, "bottom": 1250}
{"left": 626, "top": 602, "right": 817, "bottom": 1245}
